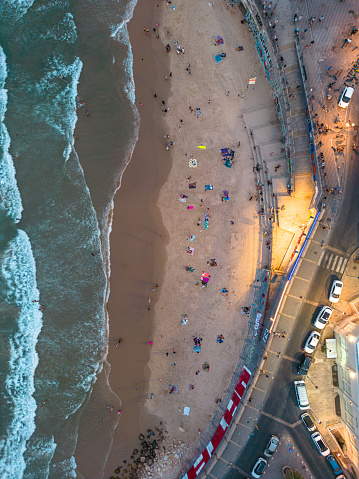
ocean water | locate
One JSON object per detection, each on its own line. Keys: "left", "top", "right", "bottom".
{"left": 0, "top": 0, "right": 139, "bottom": 477}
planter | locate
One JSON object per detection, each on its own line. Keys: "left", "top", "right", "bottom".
{"left": 282, "top": 466, "right": 293, "bottom": 479}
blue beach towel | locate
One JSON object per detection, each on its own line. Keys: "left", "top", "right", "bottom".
{"left": 214, "top": 54, "right": 223, "bottom": 63}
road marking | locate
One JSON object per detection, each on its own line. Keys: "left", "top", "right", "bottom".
{"left": 253, "top": 385, "right": 267, "bottom": 393}
{"left": 311, "top": 242, "right": 346, "bottom": 256}
{"left": 237, "top": 422, "right": 253, "bottom": 431}
{"left": 267, "top": 349, "right": 300, "bottom": 363}
{"left": 331, "top": 255, "right": 339, "bottom": 271}
{"left": 260, "top": 410, "right": 298, "bottom": 427}
{"left": 317, "top": 250, "right": 325, "bottom": 266}
{"left": 278, "top": 311, "right": 296, "bottom": 319}
{"left": 288, "top": 275, "right": 310, "bottom": 283}
{"left": 336, "top": 256, "right": 343, "bottom": 272}
{"left": 218, "top": 458, "right": 248, "bottom": 476}
{"left": 292, "top": 419, "right": 302, "bottom": 428}
{"left": 229, "top": 438, "right": 242, "bottom": 448}
{"left": 317, "top": 250, "right": 348, "bottom": 272}
{"left": 339, "top": 258, "right": 348, "bottom": 274}
{"left": 301, "top": 298, "right": 319, "bottom": 307}
{"left": 302, "top": 256, "right": 320, "bottom": 265}
{"left": 326, "top": 253, "right": 334, "bottom": 269}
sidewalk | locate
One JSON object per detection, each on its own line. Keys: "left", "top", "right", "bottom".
{"left": 241, "top": 0, "right": 317, "bottom": 273}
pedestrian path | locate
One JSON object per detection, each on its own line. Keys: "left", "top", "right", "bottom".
{"left": 317, "top": 250, "right": 348, "bottom": 273}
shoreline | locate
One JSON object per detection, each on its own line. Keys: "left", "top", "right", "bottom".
{"left": 102, "top": 0, "right": 172, "bottom": 475}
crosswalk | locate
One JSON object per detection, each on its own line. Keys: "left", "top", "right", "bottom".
{"left": 318, "top": 250, "right": 348, "bottom": 273}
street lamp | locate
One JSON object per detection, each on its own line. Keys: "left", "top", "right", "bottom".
{"left": 307, "top": 376, "right": 318, "bottom": 389}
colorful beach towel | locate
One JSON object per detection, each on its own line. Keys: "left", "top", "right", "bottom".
{"left": 189, "top": 159, "right": 197, "bottom": 168}
{"left": 205, "top": 184, "right": 213, "bottom": 191}
{"left": 193, "top": 344, "right": 201, "bottom": 353}
{"left": 203, "top": 219, "right": 209, "bottom": 229}
{"left": 224, "top": 158, "right": 232, "bottom": 168}
{"left": 189, "top": 235, "right": 196, "bottom": 242}
{"left": 222, "top": 190, "right": 230, "bottom": 201}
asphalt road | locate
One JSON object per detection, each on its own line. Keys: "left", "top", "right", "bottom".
{"left": 327, "top": 96, "right": 359, "bottom": 254}
{"left": 224, "top": 245, "right": 346, "bottom": 478}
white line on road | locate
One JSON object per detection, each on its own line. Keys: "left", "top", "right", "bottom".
{"left": 335, "top": 256, "right": 344, "bottom": 272}
{"left": 317, "top": 250, "right": 325, "bottom": 266}
{"left": 339, "top": 258, "right": 348, "bottom": 274}
{"left": 331, "top": 255, "right": 339, "bottom": 271}
{"left": 326, "top": 253, "right": 334, "bottom": 270}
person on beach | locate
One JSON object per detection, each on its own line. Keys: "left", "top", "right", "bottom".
{"left": 115, "top": 338, "right": 123, "bottom": 347}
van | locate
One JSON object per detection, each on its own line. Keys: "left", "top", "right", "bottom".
{"left": 294, "top": 380, "right": 310, "bottom": 410}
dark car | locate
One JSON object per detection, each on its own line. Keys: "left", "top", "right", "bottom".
{"left": 298, "top": 354, "right": 312, "bottom": 375}
{"left": 301, "top": 412, "right": 316, "bottom": 432}
{"left": 327, "top": 454, "right": 342, "bottom": 475}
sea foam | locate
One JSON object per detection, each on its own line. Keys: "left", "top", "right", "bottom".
{"left": 0, "top": 46, "right": 23, "bottom": 222}
{"left": 0, "top": 230, "right": 43, "bottom": 478}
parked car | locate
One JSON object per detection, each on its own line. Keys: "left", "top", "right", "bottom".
{"left": 301, "top": 412, "right": 316, "bottom": 432}
{"left": 298, "top": 354, "right": 312, "bottom": 375}
{"left": 338, "top": 86, "right": 354, "bottom": 108}
{"left": 329, "top": 280, "right": 343, "bottom": 303}
{"left": 313, "top": 306, "right": 332, "bottom": 329}
{"left": 327, "top": 454, "right": 342, "bottom": 475}
{"left": 294, "top": 380, "right": 310, "bottom": 410}
{"left": 263, "top": 435, "right": 279, "bottom": 457}
{"left": 303, "top": 331, "right": 321, "bottom": 354}
{"left": 311, "top": 432, "right": 330, "bottom": 456}
{"left": 251, "top": 457, "right": 267, "bottom": 478}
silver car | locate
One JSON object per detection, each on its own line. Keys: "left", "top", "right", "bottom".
{"left": 263, "top": 435, "right": 279, "bottom": 457}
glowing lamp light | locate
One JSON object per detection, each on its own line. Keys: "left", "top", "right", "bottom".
{"left": 349, "top": 371, "right": 356, "bottom": 379}
{"left": 348, "top": 335, "right": 356, "bottom": 342}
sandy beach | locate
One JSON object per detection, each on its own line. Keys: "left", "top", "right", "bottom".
{"left": 102, "top": 0, "right": 281, "bottom": 477}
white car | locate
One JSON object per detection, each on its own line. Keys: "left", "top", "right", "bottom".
{"left": 329, "top": 280, "right": 343, "bottom": 303}
{"left": 338, "top": 86, "right": 354, "bottom": 108}
{"left": 311, "top": 431, "right": 330, "bottom": 456}
{"left": 263, "top": 435, "right": 279, "bottom": 457}
{"left": 303, "top": 331, "right": 321, "bottom": 354}
{"left": 251, "top": 457, "right": 267, "bottom": 478}
{"left": 313, "top": 306, "right": 332, "bottom": 329}
{"left": 301, "top": 412, "right": 316, "bottom": 432}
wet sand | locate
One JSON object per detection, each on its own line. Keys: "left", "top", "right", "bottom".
{"left": 102, "top": 0, "right": 171, "bottom": 476}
